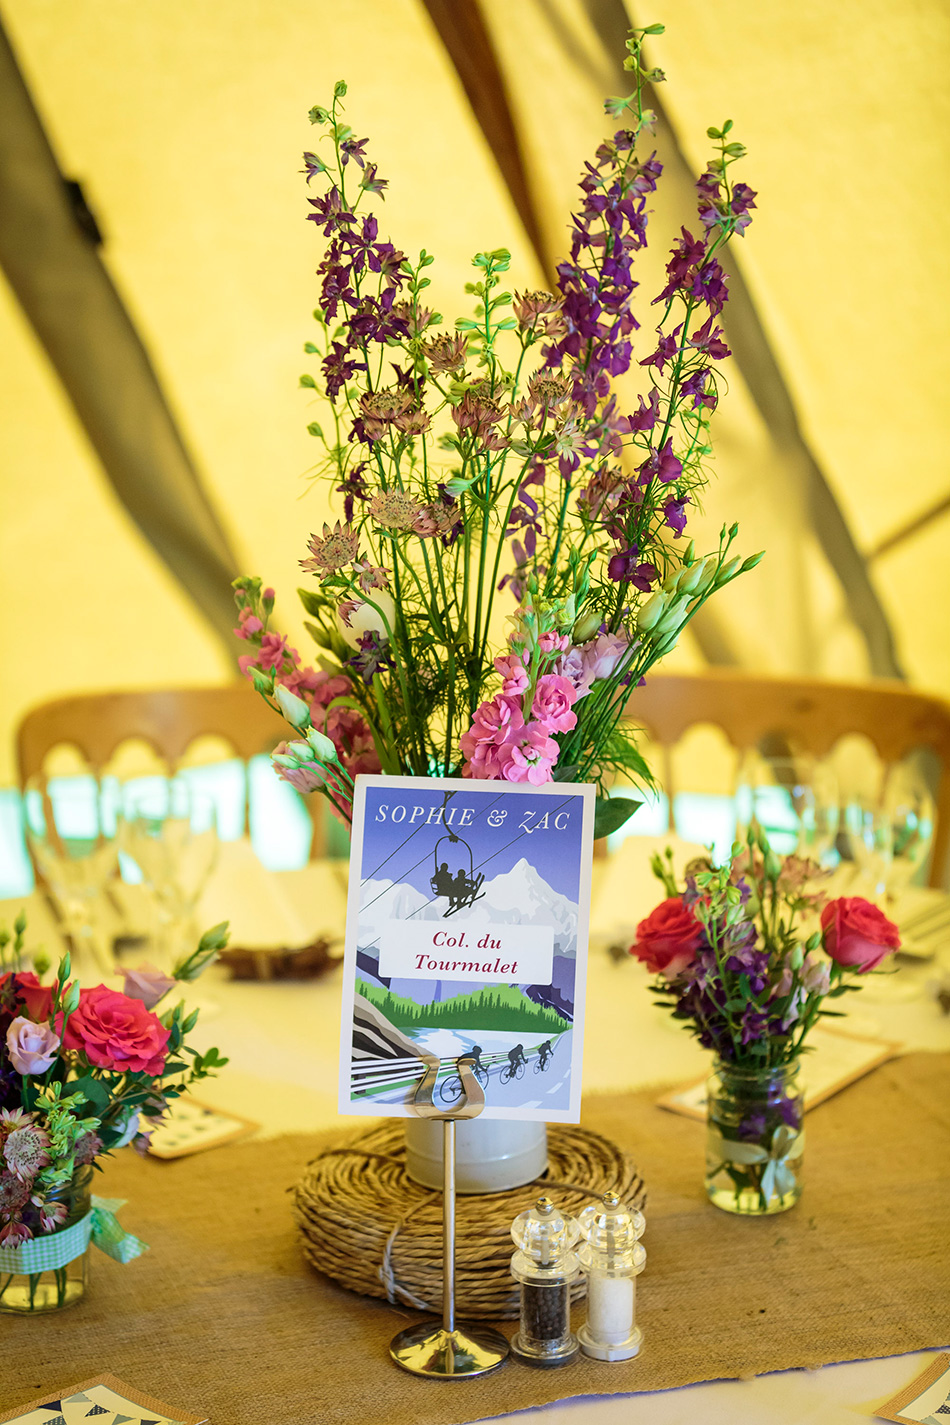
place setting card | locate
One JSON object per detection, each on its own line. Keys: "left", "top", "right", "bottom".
{"left": 876, "top": 1353, "right": 950, "bottom": 1423}
{"left": 0, "top": 1374, "right": 207, "bottom": 1425}
{"left": 338, "top": 775, "right": 596, "bottom": 1122}
{"left": 657, "top": 1023, "right": 903, "bottom": 1120}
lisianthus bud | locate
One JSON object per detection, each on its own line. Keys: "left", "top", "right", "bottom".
{"left": 691, "top": 558, "right": 718, "bottom": 596}
{"left": 741, "top": 551, "right": 765, "bottom": 572}
{"left": 636, "top": 591, "right": 667, "bottom": 631}
{"left": 276, "top": 684, "right": 311, "bottom": 729}
{"left": 572, "top": 608, "right": 602, "bottom": 643}
{"left": 790, "top": 944, "right": 804, "bottom": 969}
{"left": 653, "top": 596, "right": 692, "bottom": 638}
{"left": 716, "top": 556, "right": 742, "bottom": 585}
{"left": 306, "top": 727, "right": 338, "bottom": 762}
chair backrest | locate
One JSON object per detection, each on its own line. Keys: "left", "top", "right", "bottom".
{"left": 624, "top": 670, "right": 950, "bottom": 888}
{"left": 16, "top": 683, "right": 327, "bottom": 857}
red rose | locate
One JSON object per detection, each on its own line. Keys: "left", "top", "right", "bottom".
{"left": 0, "top": 972, "right": 53, "bottom": 1024}
{"left": 820, "top": 897, "right": 900, "bottom": 972}
{"left": 63, "top": 985, "right": 170, "bottom": 1077}
{"left": 631, "top": 897, "right": 703, "bottom": 977}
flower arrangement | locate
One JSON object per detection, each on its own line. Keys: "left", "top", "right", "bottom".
{"left": 631, "top": 833, "right": 900, "bottom": 1066}
{"left": 0, "top": 914, "right": 228, "bottom": 1253}
{"left": 233, "top": 25, "right": 762, "bottom": 835}
{"left": 631, "top": 829, "right": 901, "bottom": 1213}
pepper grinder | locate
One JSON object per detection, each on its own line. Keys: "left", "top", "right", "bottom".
{"left": 510, "top": 1194, "right": 580, "bottom": 1368}
{"left": 577, "top": 1191, "right": 646, "bottom": 1361}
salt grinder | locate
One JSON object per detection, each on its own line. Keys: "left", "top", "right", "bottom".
{"left": 577, "top": 1191, "right": 646, "bottom": 1361}
{"left": 510, "top": 1194, "right": 580, "bottom": 1368}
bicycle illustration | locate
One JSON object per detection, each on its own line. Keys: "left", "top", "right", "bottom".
{"left": 438, "top": 1062, "right": 490, "bottom": 1104}
{"left": 500, "top": 1059, "right": 526, "bottom": 1084}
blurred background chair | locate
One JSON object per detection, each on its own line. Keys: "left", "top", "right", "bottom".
{"left": 621, "top": 669, "right": 950, "bottom": 889}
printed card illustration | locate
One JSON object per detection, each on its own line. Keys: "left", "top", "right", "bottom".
{"left": 0, "top": 1372, "right": 208, "bottom": 1425}
{"left": 339, "top": 775, "right": 595, "bottom": 1122}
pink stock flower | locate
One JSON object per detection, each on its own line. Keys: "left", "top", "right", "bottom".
{"left": 257, "top": 632, "right": 293, "bottom": 671}
{"left": 233, "top": 607, "right": 263, "bottom": 640}
{"left": 497, "top": 723, "right": 560, "bottom": 785}
{"left": 531, "top": 674, "right": 578, "bottom": 733}
{"left": 538, "top": 631, "right": 570, "bottom": 655}
{"left": 460, "top": 696, "right": 525, "bottom": 779}
{"left": 5, "top": 1017, "right": 61, "bottom": 1075}
{"left": 493, "top": 654, "right": 530, "bottom": 696}
{"left": 122, "top": 964, "right": 177, "bottom": 1011}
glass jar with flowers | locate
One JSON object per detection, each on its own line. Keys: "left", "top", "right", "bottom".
{"left": 631, "top": 829, "right": 900, "bottom": 1215}
{"left": 232, "top": 25, "right": 762, "bottom": 1184}
{"left": 0, "top": 915, "right": 228, "bottom": 1312}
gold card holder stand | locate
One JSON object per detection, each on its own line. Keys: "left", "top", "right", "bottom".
{"left": 390, "top": 1052, "right": 510, "bottom": 1379}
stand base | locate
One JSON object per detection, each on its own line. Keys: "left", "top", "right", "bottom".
{"left": 578, "top": 1322, "right": 642, "bottom": 1361}
{"left": 390, "top": 1321, "right": 509, "bottom": 1378}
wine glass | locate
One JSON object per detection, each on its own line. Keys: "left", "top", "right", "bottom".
{"left": 841, "top": 761, "right": 936, "bottom": 1000}
{"left": 118, "top": 778, "right": 219, "bottom": 971}
{"left": 22, "top": 773, "right": 119, "bottom": 975}
{"left": 734, "top": 752, "right": 839, "bottom": 866}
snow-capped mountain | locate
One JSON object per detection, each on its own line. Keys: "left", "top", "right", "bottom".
{"left": 358, "top": 858, "right": 577, "bottom": 955}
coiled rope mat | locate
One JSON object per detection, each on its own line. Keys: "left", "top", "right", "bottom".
{"left": 292, "top": 1120, "right": 644, "bottom": 1319}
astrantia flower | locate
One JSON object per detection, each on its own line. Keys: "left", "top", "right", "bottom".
{"left": 0, "top": 1170, "right": 30, "bottom": 1214}
{"left": 300, "top": 521, "right": 359, "bottom": 574}
{"left": 423, "top": 332, "right": 468, "bottom": 373}
{"left": 513, "top": 290, "right": 561, "bottom": 328}
{"left": 38, "top": 1200, "right": 68, "bottom": 1233}
{"left": 359, "top": 387, "right": 412, "bottom": 440}
{"left": 4, "top": 1124, "right": 52, "bottom": 1183}
{"left": 0, "top": 1219, "right": 31, "bottom": 1247}
{"left": 369, "top": 489, "right": 421, "bottom": 530}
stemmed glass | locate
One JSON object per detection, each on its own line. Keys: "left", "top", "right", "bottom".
{"left": 22, "top": 773, "right": 119, "bottom": 975}
{"left": 118, "top": 778, "right": 219, "bottom": 971}
{"left": 734, "top": 752, "right": 839, "bottom": 867}
{"left": 841, "top": 761, "right": 936, "bottom": 999}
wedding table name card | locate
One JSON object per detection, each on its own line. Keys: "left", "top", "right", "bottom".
{"left": 877, "top": 1354, "right": 950, "bottom": 1424}
{"left": 0, "top": 1374, "right": 208, "bottom": 1425}
{"left": 338, "top": 775, "right": 595, "bottom": 1122}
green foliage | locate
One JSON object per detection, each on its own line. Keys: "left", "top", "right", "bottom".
{"left": 357, "top": 979, "right": 570, "bottom": 1034}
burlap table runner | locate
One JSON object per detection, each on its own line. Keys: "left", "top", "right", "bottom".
{"left": 1, "top": 1052, "right": 947, "bottom": 1425}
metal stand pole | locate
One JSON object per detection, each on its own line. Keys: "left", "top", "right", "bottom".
{"left": 389, "top": 1070, "right": 509, "bottom": 1378}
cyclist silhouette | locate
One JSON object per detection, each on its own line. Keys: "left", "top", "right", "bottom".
{"left": 468, "top": 1044, "right": 486, "bottom": 1075}
{"left": 507, "top": 1043, "right": 527, "bottom": 1073}
{"left": 537, "top": 1040, "right": 553, "bottom": 1071}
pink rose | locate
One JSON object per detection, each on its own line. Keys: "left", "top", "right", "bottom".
{"left": 531, "top": 674, "right": 578, "bottom": 733}
{"left": 122, "top": 963, "right": 177, "bottom": 1011}
{"left": 820, "top": 897, "right": 900, "bottom": 972}
{"left": 63, "top": 985, "right": 170, "bottom": 1077}
{"left": 5, "top": 1017, "right": 61, "bottom": 1075}
{"left": 631, "top": 897, "right": 703, "bottom": 977}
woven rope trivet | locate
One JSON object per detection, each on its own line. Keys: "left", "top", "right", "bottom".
{"left": 292, "top": 1120, "right": 645, "bottom": 1319}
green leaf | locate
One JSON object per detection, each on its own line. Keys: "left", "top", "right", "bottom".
{"left": 306, "top": 421, "right": 324, "bottom": 438}
{"left": 594, "top": 796, "right": 641, "bottom": 840}
{"left": 303, "top": 341, "right": 318, "bottom": 354}
{"left": 68, "top": 1075, "right": 111, "bottom": 1114}
{"left": 299, "top": 373, "right": 317, "bottom": 388}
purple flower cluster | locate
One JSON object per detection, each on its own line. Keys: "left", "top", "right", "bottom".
{"left": 547, "top": 141, "right": 660, "bottom": 447}
{"left": 307, "top": 178, "right": 409, "bottom": 401}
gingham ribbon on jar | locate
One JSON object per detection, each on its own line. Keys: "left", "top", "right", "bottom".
{"left": 0, "top": 1196, "right": 148, "bottom": 1274}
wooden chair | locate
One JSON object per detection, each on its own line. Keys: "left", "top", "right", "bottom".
{"left": 623, "top": 669, "right": 950, "bottom": 888}
{"left": 16, "top": 683, "right": 327, "bottom": 857}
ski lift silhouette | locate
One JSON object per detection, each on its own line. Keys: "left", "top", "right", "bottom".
{"left": 430, "top": 830, "right": 485, "bottom": 917}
